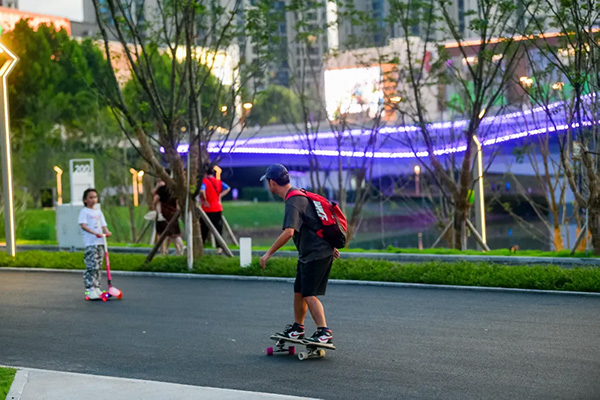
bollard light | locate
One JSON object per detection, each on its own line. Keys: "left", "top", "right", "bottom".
{"left": 414, "top": 165, "right": 421, "bottom": 196}
{"left": 137, "top": 170, "right": 144, "bottom": 195}
{"left": 129, "top": 168, "right": 139, "bottom": 207}
{"left": 53, "top": 166, "right": 63, "bottom": 205}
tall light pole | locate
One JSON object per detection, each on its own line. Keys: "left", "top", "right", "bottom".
{"left": 0, "top": 43, "right": 18, "bottom": 257}
{"left": 472, "top": 135, "right": 487, "bottom": 248}
{"left": 53, "top": 166, "right": 63, "bottom": 205}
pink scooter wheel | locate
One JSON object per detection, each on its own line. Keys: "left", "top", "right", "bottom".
{"left": 267, "top": 347, "right": 274, "bottom": 356}
{"left": 288, "top": 346, "right": 295, "bottom": 355}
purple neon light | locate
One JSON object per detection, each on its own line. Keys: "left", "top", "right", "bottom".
{"left": 204, "top": 94, "right": 590, "bottom": 149}
{"left": 204, "top": 121, "right": 592, "bottom": 159}
{"left": 169, "top": 95, "right": 596, "bottom": 158}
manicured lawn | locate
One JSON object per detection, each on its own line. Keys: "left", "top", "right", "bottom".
{"left": 0, "top": 367, "right": 16, "bottom": 400}
{"left": 222, "top": 201, "right": 284, "bottom": 228}
{"left": 8, "top": 204, "right": 600, "bottom": 259}
{"left": 8, "top": 202, "right": 285, "bottom": 243}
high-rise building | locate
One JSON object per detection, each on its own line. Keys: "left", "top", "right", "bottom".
{"left": 83, "top": 0, "right": 153, "bottom": 25}
{"left": 0, "top": 0, "right": 18, "bottom": 9}
{"left": 284, "top": 0, "right": 339, "bottom": 97}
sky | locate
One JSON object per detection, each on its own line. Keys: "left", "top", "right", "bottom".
{"left": 19, "top": 0, "right": 83, "bottom": 22}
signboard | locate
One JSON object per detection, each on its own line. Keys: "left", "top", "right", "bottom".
{"left": 324, "top": 66, "right": 384, "bottom": 119}
{"left": 70, "top": 159, "right": 94, "bottom": 206}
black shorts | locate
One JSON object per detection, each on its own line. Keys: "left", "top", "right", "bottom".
{"left": 294, "top": 255, "right": 334, "bottom": 297}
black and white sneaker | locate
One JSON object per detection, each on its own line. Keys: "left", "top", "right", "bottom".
{"left": 304, "top": 328, "right": 333, "bottom": 345}
{"left": 272, "top": 323, "right": 305, "bottom": 341}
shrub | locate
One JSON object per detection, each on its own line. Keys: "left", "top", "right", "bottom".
{"left": 0, "top": 251, "right": 599, "bottom": 293}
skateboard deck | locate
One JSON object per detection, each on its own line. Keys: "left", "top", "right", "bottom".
{"left": 267, "top": 335, "right": 335, "bottom": 360}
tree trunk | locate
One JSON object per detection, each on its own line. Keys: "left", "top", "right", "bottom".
{"left": 552, "top": 225, "right": 564, "bottom": 251}
{"left": 192, "top": 213, "right": 203, "bottom": 258}
{"left": 588, "top": 209, "right": 600, "bottom": 254}
{"left": 453, "top": 208, "right": 468, "bottom": 250}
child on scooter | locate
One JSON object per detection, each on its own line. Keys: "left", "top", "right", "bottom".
{"left": 78, "top": 188, "right": 112, "bottom": 300}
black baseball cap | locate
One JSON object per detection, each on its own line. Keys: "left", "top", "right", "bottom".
{"left": 260, "top": 164, "right": 289, "bottom": 181}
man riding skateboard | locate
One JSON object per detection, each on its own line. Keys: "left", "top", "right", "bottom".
{"left": 259, "top": 164, "right": 340, "bottom": 345}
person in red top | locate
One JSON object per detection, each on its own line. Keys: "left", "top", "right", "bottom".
{"left": 199, "top": 165, "right": 231, "bottom": 254}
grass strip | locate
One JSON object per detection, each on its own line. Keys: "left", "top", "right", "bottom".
{"left": 0, "top": 251, "right": 599, "bottom": 293}
{"left": 12, "top": 241, "right": 600, "bottom": 258}
{"left": 0, "top": 367, "right": 16, "bottom": 400}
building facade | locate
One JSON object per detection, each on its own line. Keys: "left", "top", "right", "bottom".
{"left": 0, "top": 0, "right": 18, "bottom": 9}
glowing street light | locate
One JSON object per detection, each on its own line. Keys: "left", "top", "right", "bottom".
{"left": 220, "top": 105, "right": 228, "bottom": 113}
{"left": 519, "top": 76, "right": 534, "bottom": 87}
{"left": 53, "top": 166, "right": 63, "bottom": 205}
{"left": 242, "top": 102, "right": 253, "bottom": 110}
{"left": 137, "top": 170, "right": 144, "bottom": 196}
{"left": 129, "top": 168, "right": 144, "bottom": 207}
{"left": 552, "top": 82, "right": 564, "bottom": 90}
{"left": 478, "top": 108, "right": 487, "bottom": 119}
{"left": 390, "top": 96, "right": 402, "bottom": 104}
{"left": 0, "top": 43, "right": 18, "bottom": 257}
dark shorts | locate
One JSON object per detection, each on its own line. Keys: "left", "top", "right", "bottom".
{"left": 200, "top": 211, "right": 223, "bottom": 245}
{"left": 294, "top": 255, "right": 334, "bottom": 297}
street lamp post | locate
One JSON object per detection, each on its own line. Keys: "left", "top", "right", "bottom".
{"left": 53, "top": 166, "right": 63, "bottom": 205}
{"left": 472, "top": 135, "right": 487, "bottom": 249}
{"left": 0, "top": 43, "right": 18, "bottom": 257}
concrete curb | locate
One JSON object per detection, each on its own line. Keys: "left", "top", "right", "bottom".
{"left": 5, "top": 369, "right": 27, "bottom": 400}
{"left": 1, "top": 267, "right": 599, "bottom": 297}
{"left": 0, "top": 366, "right": 318, "bottom": 400}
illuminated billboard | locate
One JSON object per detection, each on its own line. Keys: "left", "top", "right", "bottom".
{"left": 324, "top": 66, "right": 384, "bottom": 119}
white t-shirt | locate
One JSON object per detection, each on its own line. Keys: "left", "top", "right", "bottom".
{"left": 78, "top": 207, "right": 107, "bottom": 247}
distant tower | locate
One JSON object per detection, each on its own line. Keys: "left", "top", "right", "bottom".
{"left": 0, "top": 0, "right": 18, "bottom": 9}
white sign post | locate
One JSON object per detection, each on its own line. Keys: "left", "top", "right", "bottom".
{"left": 70, "top": 159, "right": 95, "bottom": 206}
{"left": 240, "top": 237, "right": 252, "bottom": 267}
{"left": 56, "top": 159, "right": 96, "bottom": 250}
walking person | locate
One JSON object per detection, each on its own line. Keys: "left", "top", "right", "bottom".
{"left": 78, "top": 188, "right": 112, "bottom": 301}
{"left": 153, "top": 171, "right": 184, "bottom": 255}
{"left": 199, "top": 165, "right": 231, "bottom": 254}
{"left": 259, "top": 164, "right": 340, "bottom": 344}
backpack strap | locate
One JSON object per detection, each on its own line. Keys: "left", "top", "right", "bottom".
{"left": 285, "top": 188, "right": 307, "bottom": 201}
{"left": 207, "top": 177, "right": 221, "bottom": 194}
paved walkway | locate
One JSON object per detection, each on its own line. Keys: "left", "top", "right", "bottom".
{"left": 5, "top": 367, "right": 318, "bottom": 400}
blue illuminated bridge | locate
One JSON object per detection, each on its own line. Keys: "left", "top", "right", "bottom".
{"left": 192, "top": 96, "right": 592, "bottom": 176}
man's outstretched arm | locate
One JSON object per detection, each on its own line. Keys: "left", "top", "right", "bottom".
{"left": 260, "top": 228, "right": 294, "bottom": 268}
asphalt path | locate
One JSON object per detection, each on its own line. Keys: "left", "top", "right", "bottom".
{"left": 1, "top": 270, "right": 599, "bottom": 399}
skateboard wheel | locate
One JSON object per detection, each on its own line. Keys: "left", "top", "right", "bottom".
{"left": 298, "top": 352, "right": 307, "bottom": 361}
{"left": 318, "top": 349, "right": 326, "bottom": 358}
{"left": 288, "top": 346, "right": 295, "bottom": 355}
{"left": 267, "top": 347, "right": 274, "bottom": 356}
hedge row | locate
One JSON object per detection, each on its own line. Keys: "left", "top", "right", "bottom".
{"left": 0, "top": 251, "right": 599, "bottom": 293}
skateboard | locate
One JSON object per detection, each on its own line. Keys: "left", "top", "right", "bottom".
{"left": 267, "top": 335, "right": 336, "bottom": 361}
